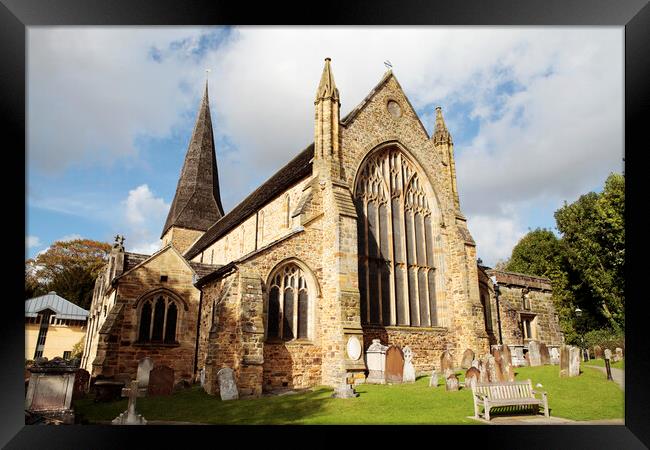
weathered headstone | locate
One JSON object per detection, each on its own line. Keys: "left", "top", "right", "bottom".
{"left": 72, "top": 369, "right": 90, "bottom": 400}
{"left": 402, "top": 346, "right": 416, "bottom": 383}
{"left": 332, "top": 375, "right": 359, "bottom": 398}
{"left": 485, "top": 356, "right": 499, "bottom": 383}
{"left": 559, "top": 345, "right": 570, "bottom": 377}
{"left": 614, "top": 348, "right": 623, "bottom": 363}
{"left": 461, "top": 349, "right": 475, "bottom": 369}
{"left": 365, "top": 339, "right": 388, "bottom": 384}
{"left": 217, "top": 367, "right": 239, "bottom": 400}
{"left": 502, "top": 345, "right": 513, "bottom": 368}
{"left": 569, "top": 346, "right": 581, "bottom": 377}
{"left": 478, "top": 358, "right": 488, "bottom": 383}
{"left": 527, "top": 341, "right": 542, "bottom": 367}
{"left": 549, "top": 347, "right": 560, "bottom": 365}
{"left": 136, "top": 357, "right": 154, "bottom": 389}
{"left": 445, "top": 374, "right": 459, "bottom": 391}
{"left": 593, "top": 345, "right": 603, "bottom": 359}
{"left": 496, "top": 349, "right": 515, "bottom": 382}
{"left": 147, "top": 365, "right": 174, "bottom": 396}
{"left": 199, "top": 368, "right": 206, "bottom": 387}
{"left": 385, "top": 346, "right": 404, "bottom": 383}
{"left": 429, "top": 370, "right": 439, "bottom": 387}
{"left": 471, "top": 359, "right": 480, "bottom": 369}
{"left": 25, "top": 362, "right": 77, "bottom": 424}
{"left": 440, "top": 350, "right": 453, "bottom": 374}
{"left": 604, "top": 348, "right": 612, "bottom": 360}
{"left": 510, "top": 345, "right": 526, "bottom": 367}
{"left": 492, "top": 351, "right": 506, "bottom": 382}
{"left": 112, "top": 380, "right": 147, "bottom": 425}
{"left": 539, "top": 343, "right": 551, "bottom": 365}
{"left": 465, "top": 367, "right": 480, "bottom": 391}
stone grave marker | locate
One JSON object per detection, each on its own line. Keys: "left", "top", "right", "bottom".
{"left": 112, "top": 380, "right": 147, "bottom": 425}
{"left": 471, "top": 359, "right": 479, "bottom": 369}
{"left": 72, "top": 368, "right": 90, "bottom": 400}
{"left": 614, "top": 348, "right": 623, "bottom": 362}
{"left": 217, "top": 367, "right": 239, "bottom": 401}
{"left": 440, "top": 350, "right": 453, "bottom": 375}
{"left": 502, "top": 345, "right": 513, "bottom": 368}
{"left": 136, "top": 357, "right": 154, "bottom": 389}
{"left": 147, "top": 365, "right": 174, "bottom": 396}
{"left": 486, "top": 356, "right": 499, "bottom": 383}
{"left": 25, "top": 362, "right": 77, "bottom": 424}
{"left": 511, "top": 345, "right": 526, "bottom": 367}
{"left": 199, "top": 368, "right": 206, "bottom": 387}
{"left": 549, "top": 347, "right": 560, "bottom": 365}
{"left": 465, "top": 367, "right": 480, "bottom": 391}
{"left": 593, "top": 345, "right": 603, "bottom": 359}
{"left": 365, "top": 339, "right": 388, "bottom": 384}
{"left": 402, "top": 346, "right": 416, "bottom": 383}
{"left": 604, "top": 348, "right": 612, "bottom": 360}
{"left": 445, "top": 374, "right": 459, "bottom": 391}
{"left": 478, "top": 358, "right": 488, "bottom": 383}
{"left": 569, "top": 346, "right": 581, "bottom": 377}
{"left": 527, "top": 341, "right": 542, "bottom": 366}
{"left": 559, "top": 345, "right": 570, "bottom": 377}
{"left": 332, "top": 374, "right": 359, "bottom": 398}
{"left": 429, "top": 369, "right": 439, "bottom": 387}
{"left": 385, "top": 346, "right": 404, "bottom": 384}
{"left": 461, "top": 349, "right": 475, "bottom": 369}
{"left": 539, "top": 343, "right": 551, "bottom": 365}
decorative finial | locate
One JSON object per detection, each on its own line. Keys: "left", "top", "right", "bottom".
{"left": 384, "top": 60, "right": 392, "bottom": 70}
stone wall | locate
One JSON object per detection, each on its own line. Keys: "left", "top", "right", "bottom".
{"left": 162, "top": 226, "right": 204, "bottom": 256}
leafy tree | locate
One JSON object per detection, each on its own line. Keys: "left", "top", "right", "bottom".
{"left": 26, "top": 239, "right": 111, "bottom": 309}
{"left": 555, "top": 173, "right": 625, "bottom": 332}
{"left": 504, "top": 228, "right": 564, "bottom": 278}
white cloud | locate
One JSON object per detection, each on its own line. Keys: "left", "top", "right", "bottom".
{"left": 468, "top": 212, "right": 527, "bottom": 267}
{"left": 121, "top": 184, "right": 169, "bottom": 254}
{"left": 26, "top": 235, "right": 41, "bottom": 248}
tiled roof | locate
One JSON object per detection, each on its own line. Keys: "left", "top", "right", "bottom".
{"left": 484, "top": 268, "right": 552, "bottom": 291}
{"left": 25, "top": 292, "right": 89, "bottom": 320}
{"left": 185, "top": 143, "right": 314, "bottom": 260}
{"left": 189, "top": 261, "right": 222, "bottom": 279}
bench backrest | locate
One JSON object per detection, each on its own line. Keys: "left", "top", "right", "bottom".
{"left": 472, "top": 379, "right": 534, "bottom": 400}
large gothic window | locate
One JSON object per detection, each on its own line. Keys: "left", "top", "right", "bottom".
{"left": 267, "top": 263, "right": 311, "bottom": 341}
{"left": 137, "top": 295, "right": 180, "bottom": 344}
{"left": 355, "top": 147, "right": 439, "bottom": 327}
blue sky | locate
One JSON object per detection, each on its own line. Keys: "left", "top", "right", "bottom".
{"left": 26, "top": 27, "right": 623, "bottom": 266}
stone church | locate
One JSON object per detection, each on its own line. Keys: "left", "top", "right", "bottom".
{"left": 81, "top": 58, "right": 564, "bottom": 397}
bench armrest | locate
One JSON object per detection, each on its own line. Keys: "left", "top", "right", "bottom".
{"left": 531, "top": 390, "right": 547, "bottom": 397}
{"left": 474, "top": 393, "right": 488, "bottom": 400}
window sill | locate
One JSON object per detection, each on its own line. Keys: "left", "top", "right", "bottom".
{"left": 132, "top": 341, "right": 180, "bottom": 348}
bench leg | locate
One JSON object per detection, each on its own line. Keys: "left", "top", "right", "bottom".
{"left": 474, "top": 399, "right": 480, "bottom": 419}
{"left": 484, "top": 399, "right": 490, "bottom": 421}
{"left": 543, "top": 396, "right": 549, "bottom": 418}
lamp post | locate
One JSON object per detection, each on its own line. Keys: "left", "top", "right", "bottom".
{"left": 575, "top": 307, "right": 589, "bottom": 362}
{"left": 490, "top": 276, "right": 503, "bottom": 346}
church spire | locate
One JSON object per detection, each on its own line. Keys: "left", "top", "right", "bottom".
{"left": 433, "top": 106, "right": 453, "bottom": 146}
{"left": 315, "top": 57, "right": 340, "bottom": 103}
{"left": 432, "top": 106, "right": 460, "bottom": 212}
{"left": 313, "top": 58, "right": 342, "bottom": 180}
{"left": 161, "top": 80, "right": 224, "bottom": 241}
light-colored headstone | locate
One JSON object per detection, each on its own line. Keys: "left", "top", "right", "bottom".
{"left": 429, "top": 370, "right": 439, "bottom": 387}
{"left": 332, "top": 375, "right": 359, "bottom": 398}
{"left": 199, "top": 368, "right": 206, "bottom": 387}
{"left": 365, "top": 339, "right": 388, "bottom": 384}
{"left": 614, "top": 348, "right": 623, "bottom": 363}
{"left": 445, "top": 374, "right": 459, "bottom": 391}
{"left": 136, "top": 357, "right": 154, "bottom": 389}
{"left": 461, "top": 349, "right": 475, "bottom": 369}
{"left": 346, "top": 336, "right": 362, "bottom": 361}
{"left": 478, "top": 359, "right": 488, "bottom": 383}
{"left": 569, "top": 346, "right": 581, "bottom": 377}
{"left": 510, "top": 345, "right": 526, "bottom": 367}
{"left": 604, "top": 348, "right": 612, "bottom": 360}
{"left": 217, "top": 367, "right": 239, "bottom": 401}
{"left": 112, "top": 380, "right": 147, "bottom": 425}
{"left": 471, "top": 359, "right": 479, "bottom": 369}
{"left": 25, "top": 368, "right": 76, "bottom": 424}
{"left": 527, "top": 341, "right": 542, "bottom": 367}
{"left": 549, "top": 347, "right": 560, "bottom": 365}
{"left": 486, "top": 356, "right": 499, "bottom": 383}
{"left": 502, "top": 345, "right": 513, "bottom": 368}
{"left": 465, "top": 367, "right": 480, "bottom": 391}
{"left": 402, "top": 346, "right": 416, "bottom": 383}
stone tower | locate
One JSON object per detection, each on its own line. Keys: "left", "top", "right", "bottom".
{"left": 161, "top": 81, "right": 225, "bottom": 254}
{"left": 313, "top": 58, "right": 367, "bottom": 386}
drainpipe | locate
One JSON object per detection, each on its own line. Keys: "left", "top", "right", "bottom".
{"left": 490, "top": 276, "right": 503, "bottom": 346}
{"left": 193, "top": 288, "right": 204, "bottom": 381}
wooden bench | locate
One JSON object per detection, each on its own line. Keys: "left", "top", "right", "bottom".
{"left": 472, "top": 379, "right": 549, "bottom": 421}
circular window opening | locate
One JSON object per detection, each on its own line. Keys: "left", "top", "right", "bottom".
{"left": 387, "top": 100, "right": 402, "bottom": 118}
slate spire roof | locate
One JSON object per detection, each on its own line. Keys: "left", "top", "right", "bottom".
{"left": 161, "top": 81, "right": 225, "bottom": 238}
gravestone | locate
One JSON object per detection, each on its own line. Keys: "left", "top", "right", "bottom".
{"left": 502, "top": 345, "right": 513, "bottom": 368}
{"left": 485, "top": 356, "right": 499, "bottom": 383}
{"left": 496, "top": 349, "right": 515, "bottom": 382}
{"left": 510, "top": 345, "right": 526, "bottom": 367}
{"left": 136, "top": 357, "right": 154, "bottom": 389}
{"left": 559, "top": 345, "right": 570, "bottom": 377}
{"left": 440, "top": 350, "right": 453, "bottom": 374}
{"left": 478, "top": 359, "right": 488, "bottom": 383}
{"left": 365, "top": 339, "right": 388, "bottom": 384}
{"left": 614, "top": 348, "right": 623, "bottom": 363}
{"left": 402, "top": 346, "right": 416, "bottom": 383}
{"left": 604, "top": 348, "right": 612, "bottom": 360}
{"left": 112, "top": 380, "right": 147, "bottom": 425}
{"left": 147, "top": 365, "right": 174, "bottom": 396}
{"left": 72, "top": 369, "right": 90, "bottom": 400}
{"left": 199, "top": 368, "right": 206, "bottom": 387}
{"left": 569, "top": 346, "right": 581, "bottom": 377}
{"left": 527, "top": 341, "right": 542, "bottom": 366}
{"left": 492, "top": 351, "right": 505, "bottom": 382}
{"left": 461, "top": 349, "right": 475, "bottom": 369}
{"left": 471, "top": 359, "right": 479, "bottom": 369}
{"left": 332, "top": 375, "right": 359, "bottom": 398}
{"left": 465, "top": 367, "right": 480, "bottom": 391}
{"left": 549, "top": 347, "right": 560, "bottom": 365}
{"left": 429, "top": 370, "right": 439, "bottom": 387}
{"left": 385, "top": 346, "right": 405, "bottom": 384}
{"left": 445, "top": 374, "right": 459, "bottom": 391}
{"left": 593, "top": 345, "right": 603, "bottom": 359}
{"left": 25, "top": 362, "right": 77, "bottom": 424}
{"left": 217, "top": 367, "right": 239, "bottom": 401}
{"left": 539, "top": 343, "right": 551, "bottom": 365}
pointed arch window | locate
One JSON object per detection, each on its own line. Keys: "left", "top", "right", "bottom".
{"left": 355, "top": 147, "right": 440, "bottom": 327}
{"left": 137, "top": 295, "right": 181, "bottom": 344}
{"left": 266, "top": 263, "right": 312, "bottom": 341}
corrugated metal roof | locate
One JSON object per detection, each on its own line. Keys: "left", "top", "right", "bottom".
{"left": 25, "top": 292, "right": 89, "bottom": 320}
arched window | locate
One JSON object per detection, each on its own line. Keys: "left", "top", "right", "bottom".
{"left": 355, "top": 147, "right": 440, "bottom": 327}
{"left": 137, "top": 295, "right": 180, "bottom": 344}
{"left": 266, "top": 263, "right": 312, "bottom": 341}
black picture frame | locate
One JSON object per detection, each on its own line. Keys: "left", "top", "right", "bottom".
{"left": 3, "top": 0, "right": 648, "bottom": 447}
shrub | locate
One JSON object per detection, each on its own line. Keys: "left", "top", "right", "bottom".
{"left": 583, "top": 329, "right": 625, "bottom": 353}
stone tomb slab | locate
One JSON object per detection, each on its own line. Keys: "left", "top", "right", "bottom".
{"left": 217, "top": 367, "right": 239, "bottom": 401}
{"left": 385, "top": 346, "right": 404, "bottom": 384}
{"left": 147, "top": 365, "right": 175, "bottom": 396}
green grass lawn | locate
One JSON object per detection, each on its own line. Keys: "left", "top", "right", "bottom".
{"left": 74, "top": 365, "right": 623, "bottom": 425}
{"left": 584, "top": 358, "right": 625, "bottom": 369}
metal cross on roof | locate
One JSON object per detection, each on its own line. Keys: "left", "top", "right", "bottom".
{"left": 384, "top": 60, "right": 393, "bottom": 69}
